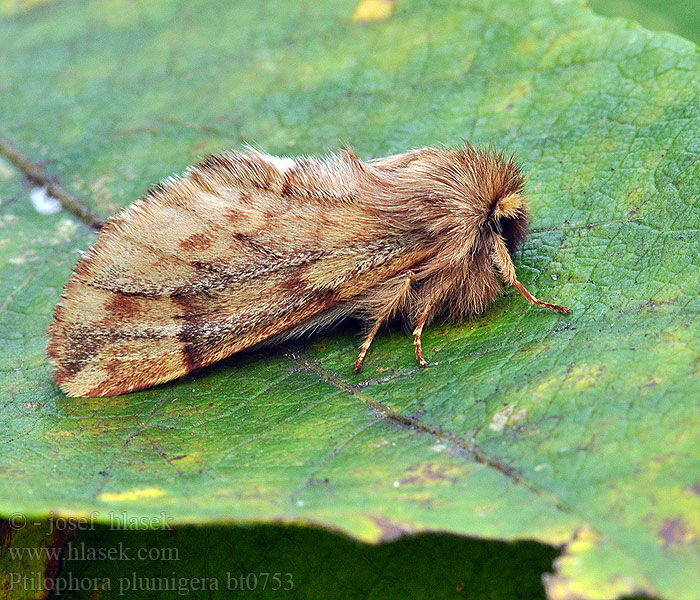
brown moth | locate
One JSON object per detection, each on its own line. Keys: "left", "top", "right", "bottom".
{"left": 47, "top": 145, "right": 569, "bottom": 397}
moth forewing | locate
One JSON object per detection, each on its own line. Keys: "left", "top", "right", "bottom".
{"left": 48, "top": 145, "right": 568, "bottom": 397}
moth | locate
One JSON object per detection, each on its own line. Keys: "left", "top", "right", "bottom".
{"left": 48, "top": 145, "right": 569, "bottom": 397}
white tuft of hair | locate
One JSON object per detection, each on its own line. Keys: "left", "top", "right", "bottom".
{"left": 30, "top": 187, "right": 62, "bottom": 215}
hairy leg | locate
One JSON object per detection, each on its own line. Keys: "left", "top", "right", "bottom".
{"left": 493, "top": 234, "right": 570, "bottom": 314}
{"left": 354, "top": 319, "right": 384, "bottom": 373}
{"left": 354, "top": 271, "right": 415, "bottom": 373}
{"left": 412, "top": 305, "right": 432, "bottom": 367}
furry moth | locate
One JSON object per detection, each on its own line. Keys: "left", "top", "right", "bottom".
{"left": 47, "top": 145, "right": 569, "bottom": 397}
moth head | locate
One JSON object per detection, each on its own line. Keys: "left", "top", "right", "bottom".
{"left": 488, "top": 187, "right": 530, "bottom": 255}
{"left": 443, "top": 145, "right": 530, "bottom": 256}
{"left": 393, "top": 145, "right": 530, "bottom": 254}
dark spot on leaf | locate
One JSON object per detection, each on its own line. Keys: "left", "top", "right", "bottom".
{"left": 371, "top": 516, "right": 414, "bottom": 542}
{"left": 399, "top": 463, "right": 457, "bottom": 485}
{"left": 658, "top": 518, "right": 692, "bottom": 548}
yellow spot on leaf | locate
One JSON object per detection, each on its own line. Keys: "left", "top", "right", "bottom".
{"left": 351, "top": 0, "right": 395, "bottom": 23}
{"left": 534, "top": 363, "right": 604, "bottom": 396}
{"left": 399, "top": 462, "right": 460, "bottom": 485}
{"left": 54, "top": 218, "right": 79, "bottom": 243}
{"left": 535, "top": 376, "right": 557, "bottom": 394}
{"left": 0, "top": 157, "right": 14, "bottom": 180}
{"left": 0, "top": 0, "right": 53, "bottom": 15}
{"left": 489, "top": 404, "right": 528, "bottom": 431}
{"left": 99, "top": 488, "right": 166, "bottom": 502}
{"left": 644, "top": 375, "right": 662, "bottom": 388}
{"left": 568, "top": 365, "right": 604, "bottom": 391}
{"left": 493, "top": 82, "right": 530, "bottom": 112}
{"left": 546, "top": 527, "right": 652, "bottom": 599}
{"left": 516, "top": 34, "right": 539, "bottom": 56}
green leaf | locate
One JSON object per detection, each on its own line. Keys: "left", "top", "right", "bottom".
{"left": 1, "top": 0, "right": 699, "bottom": 598}
{"left": 590, "top": 0, "right": 700, "bottom": 46}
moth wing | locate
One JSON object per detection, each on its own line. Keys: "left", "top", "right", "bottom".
{"left": 47, "top": 151, "right": 417, "bottom": 397}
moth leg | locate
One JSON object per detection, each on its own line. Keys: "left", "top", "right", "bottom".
{"left": 412, "top": 306, "right": 432, "bottom": 368}
{"left": 493, "top": 234, "right": 570, "bottom": 315}
{"left": 354, "top": 271, "right": 415, "bottom": 373}
{"left": 512, "top": 280, "right": 570, "bottom": 314}
{"left": 354, "top": 319, "right": 384, "bottom": 373}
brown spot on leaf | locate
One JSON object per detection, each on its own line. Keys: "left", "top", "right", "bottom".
{"left": 371, "top": 516, "right": 414, "bottom": 542}
{"left": 636, "top": 298, "right": 678, "bottom": 314}
{"left": 658, "top": 517, "right": 693, "bottom": 548}
{"left": 399, "top": 463, "right": 458, "bottom": 485}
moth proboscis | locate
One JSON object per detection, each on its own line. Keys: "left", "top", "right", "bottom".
{"left": 47, "top": 144, "right": 570, "bottom": 397}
